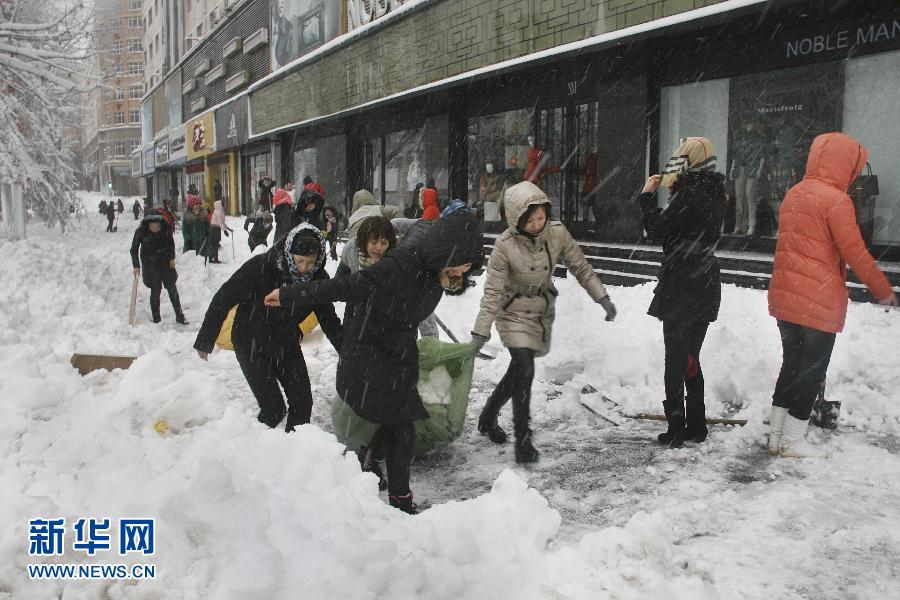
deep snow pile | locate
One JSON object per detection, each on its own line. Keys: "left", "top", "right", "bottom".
{"left": 0, "top": 200, "right": 898, "bottom": 599}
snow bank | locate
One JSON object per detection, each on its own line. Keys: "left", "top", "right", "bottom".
{"left": 0, "top": 209, "right": 721, "bottom": 599}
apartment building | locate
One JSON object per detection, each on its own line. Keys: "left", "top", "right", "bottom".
{"left": 82, "top": 0, "right": 144, "bottom": 196}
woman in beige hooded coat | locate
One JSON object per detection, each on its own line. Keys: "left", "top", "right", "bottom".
{"left": 471, "top": 181, "right": 616, "bottom": 462}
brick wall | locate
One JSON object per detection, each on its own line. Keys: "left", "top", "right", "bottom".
{"left": 251, "top": 0, "right": 726, "bottom": 134}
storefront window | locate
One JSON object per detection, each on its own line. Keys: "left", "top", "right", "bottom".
{"left": 245, "top": 152, "right": 272, "bottom": 212}
{"left": 844, "top": 50, "right": 900, "bottom": 246}
{"left": 660, "top": 78, "right": 730, "bottom": 208}
{"left": 383, "top": 116, "right": 448, "bottom": 212}
{"left": 293, "top": 134, "right": 347, "bottom": 214}
{"left": 661, "top": 64, "right": 840, "bottom": 239}
{"left": 467, "top": 108, "right": 533, "bottom": 222}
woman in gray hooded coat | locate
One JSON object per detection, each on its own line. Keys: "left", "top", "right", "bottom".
{"left": 471, "top": 181, "right": 616, "bottom": 462}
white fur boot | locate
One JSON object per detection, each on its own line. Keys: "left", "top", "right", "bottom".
{"left": 768, "top": 406, "right": 788, "bottom": 455}
{"left": 780, "top": 414, "right": 829, "bottom": 458}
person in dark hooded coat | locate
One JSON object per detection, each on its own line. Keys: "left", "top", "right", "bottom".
{"left": 194, "top": 223, "right": 343, "bottom": 432}
{"left": 263, "top": 212, "right": 484, "bottom": 514}
{"left": 638, "top": 137, "right": 724, "bottom": 448}
{"left": 290, "top": 188, "right": 324, "bottom": 231}
{"left": 130, "top": 213, "right": 186, "bottom": 324}
{"left": 105, "top": 200, "right": 117, "bottom": 232}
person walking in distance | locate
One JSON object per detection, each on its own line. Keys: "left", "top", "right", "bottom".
{"left": 767, "top": 132, "right": 897, "bottom": 458}
{"left": 130, "top": 212, "right": 187, "bottom": 324}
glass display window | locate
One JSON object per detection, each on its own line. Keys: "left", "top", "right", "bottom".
{"left": 844, "top": 49, "right": 900, "bottom": 246}
{"left": 467, "top": 108, "right": 533, "bottom": 222}
{"left": 293, "top": 134, "right": 348, "bottom": 214}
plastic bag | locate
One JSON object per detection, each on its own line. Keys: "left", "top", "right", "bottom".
{"left": 331, "top": 337, "right": 476, "bottom": 455}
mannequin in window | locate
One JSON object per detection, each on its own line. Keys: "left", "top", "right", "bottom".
{"left": 768, "top": 123, "right": 800, "bottom": 233}
{"left": 524, "top": 135, "right": 560, "bottom": 185}
{"left": 580, "top": 147, "right": 601, "bottom": 225}
{"left": 730, "top": 122, "right": 766, "bottom": 236}
{"left": 480, "top": 163, "right": 503, "bottom": 203}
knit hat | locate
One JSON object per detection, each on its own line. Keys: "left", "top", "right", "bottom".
{"left": 277, "top": 223, "right": 326, "bottom": 284}
{"left": 661, "top": 137, "right": 717, "bottom": 189}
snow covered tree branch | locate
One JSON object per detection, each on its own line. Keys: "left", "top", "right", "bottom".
{"left": 0, "top": 0, "right": 97, "bottom": 233}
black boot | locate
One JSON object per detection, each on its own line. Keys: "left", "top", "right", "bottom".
{"left": 514, "top": 429, "right": 540, "bottom": 463}
{"left": 175, "top": 313, "right": 188, "bottom": 325}
{"left": 152, "top": 313, "right": 161, "bottom": 324}
{"left": 684, "top": 396, "right": 708, "bottom": 443}
{"left": 658, "top": 400, "right": 687, "bottom": 447}
{"left": 389, "top": 492, "right": 418, "bottom": 515}
{"left": 512, "top": 392, "right": 538, "bottom": 463}
{"left": 358, "top": 449, "right": 388, "bottom": 491}
{"left": 477, "top": 391, "right": 509, "bottom": 444}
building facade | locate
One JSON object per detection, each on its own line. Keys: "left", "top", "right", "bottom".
{"left": 82, "top": 0, "right": 145, "bottom": 196}
{"left": 241, "top": 0, "right": 899, "bottom": 263}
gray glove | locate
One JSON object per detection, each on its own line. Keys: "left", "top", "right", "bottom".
{"left": 470, "top": 333, "right": 489, "bottom": 353}
{"left": 599, "top": 296, "right": 617, "bottom": 322}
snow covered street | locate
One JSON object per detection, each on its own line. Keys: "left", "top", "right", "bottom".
{"left": 1, "top": 195, "right": 899, "bottom": 599}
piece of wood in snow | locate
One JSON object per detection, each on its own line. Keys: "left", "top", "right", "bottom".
{"left": 71, "top": 354, "right": 136, "bottom": 376}
{"left": 627, "top": 413, "right": 748, "bottom": 426}
{"left": 580, "top": 395, "right": 623, "bottom": 426}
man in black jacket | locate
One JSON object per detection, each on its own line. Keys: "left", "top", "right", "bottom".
{"left": 130, "top": 213, "right": 187, "bottom": 324}
{"left": 106, "top": 201, "right": 117, "bottom": 232}
{"left": 194, "top": 223, "right": 343, "bottom": 432}
{"left": 263, "top": 212, "right": 484, "bottom": 513}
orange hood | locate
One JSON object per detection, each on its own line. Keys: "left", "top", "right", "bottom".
{"left": 804, "top": 132, "right": 868, "bottom": 192}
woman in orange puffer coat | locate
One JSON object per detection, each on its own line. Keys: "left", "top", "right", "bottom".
{"left": 767, "top": 132, "right": 897, "bottom": 458}
{"left": 420, "top": 179, "right": 440, "bottom": 220}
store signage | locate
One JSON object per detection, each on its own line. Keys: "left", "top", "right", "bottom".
{"left": 346, "top": 0, "right": 408, "bottom": 31}
{"left": 142, "top": 146, "right": 155, "bottom": 174}
{"left": 214, "top": 96, "right": 247, "bottom": 150}
{"left": 186, "top": 111, "right": 216, "bottom": 160}
{"left": 784, "top": 19, "right": 900, "bottom": 59}
{"left": 154, "top": 138, "right": 169, "bottom": 164}
{"left": 168, "top": 129, "right": 187, "bottom": 164}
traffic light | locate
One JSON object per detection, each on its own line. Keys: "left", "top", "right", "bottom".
{"left": 108, "top": 181, "right": 113, "bottom": 190}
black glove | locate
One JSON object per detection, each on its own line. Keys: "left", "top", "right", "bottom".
{"left": 599, "top": 296, "right": 617, "bottom": 322}
{"left": 470, "top": 333, "right": 489, "bottom": 353}
{"left": 223, "top": 229, "right": 230, "bottom": 237}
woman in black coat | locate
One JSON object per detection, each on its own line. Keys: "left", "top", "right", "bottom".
{"left": 130, "top": 213, "right": 186, "bottom": 324}
{"left": 639, "top": 137, "right": 724, "bottom": 448}
{"left": 264, "top": 212, "right": 484, "bottom": 513}
{"left": 194, "top": 223, "right": 344, "bottom": 432}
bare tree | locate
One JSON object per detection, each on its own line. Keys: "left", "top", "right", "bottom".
{"left": 0, "top": 0, "right": 96, "bottom": 232}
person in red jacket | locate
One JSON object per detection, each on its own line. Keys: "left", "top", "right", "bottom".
{"left": 272, "top": 180, "right": 295, "bottom": 241}
{"left": 420, "top": 179, "right": 440, "bottom": 220}
{"left": 302, "top": 176, "right": 325, "bottom": 198}
{"left": 767, "top": 132, "right": 897, "bottom": 458}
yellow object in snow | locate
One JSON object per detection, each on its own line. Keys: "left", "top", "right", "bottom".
{"left": 154, "top": 420, "right": 169, "bottom": 435}
{"left": 215, "top": 306, "right": 319, "bottom": 351}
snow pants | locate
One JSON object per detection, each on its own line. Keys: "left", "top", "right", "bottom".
{"left": 234, "top": 343, "right": 314, "bottom": 432}
{"left": 147, "top": 269, "right": 182, "bottom": 320}
{"left": 772, "top": 321, "right": 836, "bottom": 421}
{"left": 662, "top": 320, "right": 709, "bottom": 429}
{"left": 482, "top": 348, "right": 536, "bottom": 439}
{"left": 369, "top": 421, "right": 415, "bottom": 497}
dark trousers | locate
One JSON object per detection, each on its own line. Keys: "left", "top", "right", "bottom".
{"left": 369, "top": 421, "right": 416, "bottom": 497}
{"left": 483, "top": 348, "right": 536, "bottom": 438}
{"left": 148, "top": 273, "right": 182, "bottom": 319}
{"left": 773, "top": 320, "right": 836, "bottom": 421}
{"left": 207, "top": 226, "right": 222, "bottom": 261}
{"left": 106, "top": 217, "right": 115, "bottom": 232}
{"left": 662, "top": 320, "right": 709, "bottom": 427}
{"left": 234, "top": 344, "right": 314, "bottom": 432}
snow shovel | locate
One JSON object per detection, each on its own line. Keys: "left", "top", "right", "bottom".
{"left": 433, "top": 314, "right": 493, "bottom": 360}
{"left": 128, "top": 272, "right": 138, "bottom": 326}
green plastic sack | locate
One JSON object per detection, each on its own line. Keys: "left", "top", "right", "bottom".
{"left": 330, "top": 337, "right": 476, "bottom": 456}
